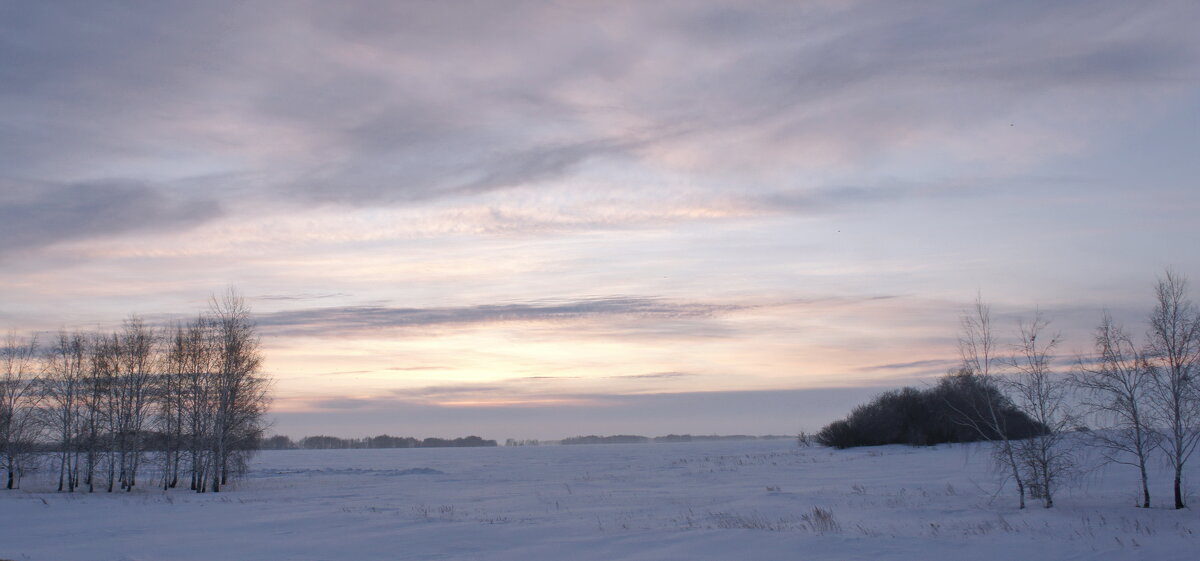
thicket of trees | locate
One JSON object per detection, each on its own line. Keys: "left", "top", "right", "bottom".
{"left": 817, "top": 270, "right": 1200, "bottom": 510}
{"left": 0, "top": 291, "right": 269, "bottom": 493}
{"left": 815, "top": 373, "right": 1046, "bottom": 449}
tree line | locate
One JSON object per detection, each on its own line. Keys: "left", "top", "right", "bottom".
{"left": 262, "top": 434, "right": 497, "bottom": 449}
{"left": 817, "top": 270, "right": 1200, "bottom": 510}
{"left": 0, "top": 291, "right": 269, "bottom": 493}
{"left": 506, "top": 434, "right": 791, "bottom": 446}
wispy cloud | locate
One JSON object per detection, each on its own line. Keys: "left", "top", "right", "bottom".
{"left": 608, "top": 371, "right": 696, "bottom": 380}
{"left": 304, "top": 397, "right": 382, "bottom": 411}
{"left": 856, "top": 359, "right": 958, "bottom": 373}
{"left": 316, "top": 370, "right": 372, "bottom": 377}
{"left": 257, "top": 292, "right": 351, "bottom": 302}
{"left": 257, "top": 297, "right": 745, "bottom": 337}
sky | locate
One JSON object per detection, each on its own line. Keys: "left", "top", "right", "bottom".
{"left": 2, "top": 0, "right": 1199, "bottom": 441}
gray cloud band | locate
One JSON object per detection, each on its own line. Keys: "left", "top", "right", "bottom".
{"left": 255, "top": 297, "right": 746, "bottom": 336}
{"left": 1, "top": 1, "right": 1196, "bottom": 251}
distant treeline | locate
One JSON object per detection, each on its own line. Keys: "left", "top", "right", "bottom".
{"left": 510, "top": 434, "right": 793, "bottom": 446}
{"left": 261, "top": 434, "right": 497, "bottom": 450}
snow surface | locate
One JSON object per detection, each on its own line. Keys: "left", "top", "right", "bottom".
{"left": 1, "top": 439, "right": 1197, "bottom": 560}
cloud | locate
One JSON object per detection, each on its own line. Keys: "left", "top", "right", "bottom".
{"left": 751, "top": 184, "right": 943, "bottom": 215}
{"left": 406, "top": 384, "right": 506, "bottom": 398}
{"left": 609, "top": 371, "right": 696, "bottom": 380}
{"left": 4, "top": 0, "right": 1195, "bottom": 223}
{"left": 257, "top": 297, "right": 744, "bottom": 337}
{"left": 292, "top": 372, "right": 703, "bottom": 414}
{"left": 257, "top": 292, "right": 351, "bottom": 302}
{"left": 0, "top": 179, "right": 221, "bottom": 256}
{"left": 305, "top": 397, "right": 381, "bottom": 411}
{"left": 856, "top": 359, "right": 958, "bottom": 373}
{"left": 453, "top": 138, "right": 638, "bottom": 196}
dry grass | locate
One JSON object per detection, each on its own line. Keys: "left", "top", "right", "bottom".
{"left": 801, "top": 506, "right": 841, "bottom": 534}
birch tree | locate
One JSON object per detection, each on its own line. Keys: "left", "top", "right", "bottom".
{"left": 94, "top": 333, "right": 122, "bottom": 492}
{"left": 1, "top": 333, "right": 41, "bottom": 490}
{"left": 181, "top": 315, "right": 217, "bottom": 492}
{"left": 113, "top": 317, "right": 155, "bottom": 491}
{"left": 1072, "top": 313, "right": 1157, "bottom": 508}
{"left": 952, "top": 295, "right": 1029, "bottom": 509}
{"left": 80, "top": 333, "right": 110, "bottom": 492}
{"left": 44, "top": 330, "right": 88, "bottom": 492}
{"left": 1146, "top": 270, "right": 1200, "bottom": 510}
{"left": 1007, "top": 312, "right": 1073, "bottom": 508}
{"left": 209, "top": 290, "right": 268, "bottom": 492}
{"left": 158, "top": 322, "right": 191, "bottom": 490}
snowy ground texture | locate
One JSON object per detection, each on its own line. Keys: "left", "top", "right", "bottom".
{"left": 1, "top": 438, "right": 1197, "bottom": 560}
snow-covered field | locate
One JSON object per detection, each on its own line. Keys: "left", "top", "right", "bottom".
{"left": 1, "top": 439, "right": 1196, "bottom": 560}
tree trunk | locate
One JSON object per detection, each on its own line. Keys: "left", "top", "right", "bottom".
{"left": 1175, "top": 469, "right": 1185, "bottom": 509}
{"left": 1004, "top": 443, "right": 1026, "bottom": 509}
{"left": 86, "top": 450, "right": 95, "bottom": 493}
{"left": 57, "top": 451, "right": 66, "bottom": 492}
{"left": 1043, "top": 470, "right": 1054, "bottom": 508}
{"left": 1139, "top": 461, "right": 1151, "bottom": 508}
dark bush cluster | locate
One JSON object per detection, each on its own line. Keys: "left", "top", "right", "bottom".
{"left": 816, "top": 371, "right": 1047, "bottom": 449}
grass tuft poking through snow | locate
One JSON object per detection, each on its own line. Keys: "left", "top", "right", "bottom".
{"left": 801, "top": 506, "right": 841, "bottom": 534}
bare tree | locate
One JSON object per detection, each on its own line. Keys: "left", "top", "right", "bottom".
{"left": 208, "top": 289, "right": 269, "bottom": 492}
{"left": 80, "top": 332, "right": 110, "bottom": 492}
{"left": 113, "top": 316, "right": 156, "bottom": 491}
{"left": 180, "top": 315, "right": 217, "bottom": 492}
{"left": 1146, "top": 270, "right": 1200, "bottom": 510}
{"left": 158, "top": 322, "right": 191, "bottom": 490}
{"left": 1072, "top": 313, "right": 1158, "bottom": 508}
{"left": 951, "top": 295, "right": 1029, "bottom": 509}
{"left": 93, "top": 332, "right": 123, "bottom": 492}
{"left": 1, "top": 333, "right": 42, "bottom": 489}
{"left": 1006, "top": 312, "right": 1074, "bottom": 508}
{"left": 43, "top": 330, "right": 88, "bottom": 492}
